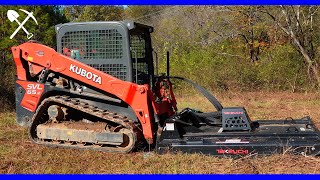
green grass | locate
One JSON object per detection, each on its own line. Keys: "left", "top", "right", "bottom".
{"left": 1, "top": 92, "right": 320, "bottom": 174}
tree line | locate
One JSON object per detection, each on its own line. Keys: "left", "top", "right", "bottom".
{"left": 1, "top": 5, "right": 320, "bottom": 111}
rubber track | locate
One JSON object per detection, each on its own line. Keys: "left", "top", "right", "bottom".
{"left": 29, "top": 95, "right": 139, "bottom": 153}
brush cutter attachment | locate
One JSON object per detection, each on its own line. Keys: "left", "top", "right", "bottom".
{"left": 157, "top": 107, "right": 320, "bottom": 156}
{"left": 156, "top": 77, "right": 320, "bottom": 156}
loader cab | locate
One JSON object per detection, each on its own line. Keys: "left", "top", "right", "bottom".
{"left": 55, "top": 21, "right": 154, "bottom": 85}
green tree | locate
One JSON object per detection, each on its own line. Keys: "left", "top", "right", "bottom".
{"left": 229, "top": 6, "right": 271, "bottom": 63}
{"left": 124, "top": 6, "right": 167, "bottom": 23}
{"left": 64, "top": 6, "right": 124, "bottom": 22}
{"left": 63, "top": 6, "right": 85, "bottom": 22}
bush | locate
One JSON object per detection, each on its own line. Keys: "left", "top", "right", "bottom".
{"left": 157, "top": 42, "right": 312, "bottom": 93}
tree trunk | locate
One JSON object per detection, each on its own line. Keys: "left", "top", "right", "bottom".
{"left": 292, "top": 36, "right": 320, "bottom": 86}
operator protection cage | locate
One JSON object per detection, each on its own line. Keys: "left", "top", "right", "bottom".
{"left": 55, "top": 21, "right": 155, "bottom": 85}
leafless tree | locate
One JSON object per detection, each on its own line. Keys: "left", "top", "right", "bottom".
{"left": 263, "top": 6, "right": 320, "bottom": 87}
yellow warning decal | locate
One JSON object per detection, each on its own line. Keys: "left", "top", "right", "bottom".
{"left": 27, "top": 56, "right": 33, "bottom": 61}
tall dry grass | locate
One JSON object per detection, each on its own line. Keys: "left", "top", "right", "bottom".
{"left": 0, "top": 91, "right": 320, "bottom": 174}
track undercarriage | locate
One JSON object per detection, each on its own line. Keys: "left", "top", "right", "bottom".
{"left": 29, "top": 95, "right": 140, "bottom": 153}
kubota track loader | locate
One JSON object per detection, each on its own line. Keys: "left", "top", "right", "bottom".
{"left": 10, "top": 21, "right": 320, "bottom": 156}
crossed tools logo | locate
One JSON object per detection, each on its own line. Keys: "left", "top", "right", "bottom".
{"left": 7, "top": 9, "right": 38, "bottom": 39}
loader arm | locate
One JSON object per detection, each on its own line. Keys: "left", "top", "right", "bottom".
{"left": 12, "top": 42, "right": 155, "bottom": 143}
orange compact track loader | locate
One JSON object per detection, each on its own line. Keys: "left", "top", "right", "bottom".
{"left": 11, "top": 21, "right": 320, "bottom": 156}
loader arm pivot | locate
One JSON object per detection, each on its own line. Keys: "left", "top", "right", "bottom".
{"left": 12, "top": 42, "right": 155, "bottom": 143}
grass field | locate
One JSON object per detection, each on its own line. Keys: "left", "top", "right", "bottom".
{"left": 1, "top": 91, "right": 320, "bottom": 174}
